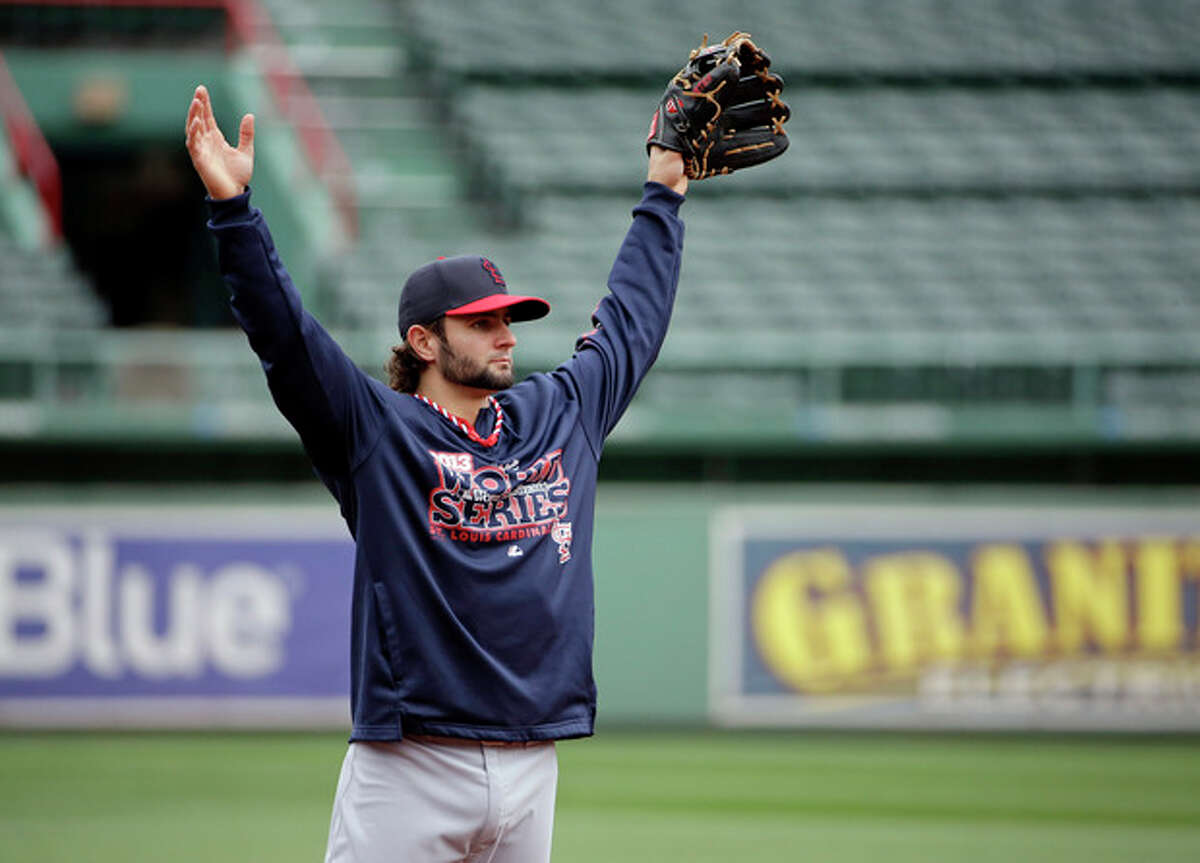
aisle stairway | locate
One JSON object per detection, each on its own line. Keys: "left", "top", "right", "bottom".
{"left": 256, "top": 0, "right": 488, "bottom": 329}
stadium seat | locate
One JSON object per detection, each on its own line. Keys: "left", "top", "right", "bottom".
{"left": 5, "top": 0, "right": 1200, "bottom": 444}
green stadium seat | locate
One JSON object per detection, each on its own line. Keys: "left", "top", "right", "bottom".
{"left": 455, "top": 87, "right": 1200, "bottom": 197}
{"left": 6, "top": 0, "right": 1200, "bottom": 445}
{"left": 408, "top": 0, "right": 1200, "bottom": 76}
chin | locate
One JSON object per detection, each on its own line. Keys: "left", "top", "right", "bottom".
{"left": 463, "top": 370, "right": 514, "bottom": 392}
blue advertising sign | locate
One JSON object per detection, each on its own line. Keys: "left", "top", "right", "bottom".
{"left": 0, "top": 508, "right": 355, "bottom": 727}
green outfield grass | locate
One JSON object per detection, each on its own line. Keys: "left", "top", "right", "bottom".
{"left": 1, "top": 730, "right": 1198, "bottom": 862}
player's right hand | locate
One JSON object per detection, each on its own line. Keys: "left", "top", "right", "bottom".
{"left": 185, "top": 84, "right": 254, "bottom": 200}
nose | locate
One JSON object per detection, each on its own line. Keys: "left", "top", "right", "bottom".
{"left": 498, "top": 322, "right": 516, "bottom": 349}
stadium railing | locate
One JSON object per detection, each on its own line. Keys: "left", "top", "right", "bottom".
{"left": 3, "top": 324, "right": 1200, "bottom": 448}
{"left": 2, "top": 0, "right": 1199, "bottom": 455}
{"left": 0, "top": 0, "right": 357, "bottom": 239}
{"left": 0, "top": 47, "right": 58, "bottom": 239}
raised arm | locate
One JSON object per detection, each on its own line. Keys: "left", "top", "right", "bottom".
{"left": 551, "top": 31, "right": 790, "bottom": 452}
{"left": 184, "top": 86, "right": 385, "bottom": 479}
{"left": 551, "top": 147, "right": 687, "bottom": 452}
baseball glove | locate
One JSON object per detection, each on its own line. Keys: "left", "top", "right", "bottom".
{"left": 646, "top": 32, "right": 790, "bottom": 179}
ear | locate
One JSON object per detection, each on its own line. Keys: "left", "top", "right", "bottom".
{"left": 407, "top": 324, "right": 440, "bottom": 364}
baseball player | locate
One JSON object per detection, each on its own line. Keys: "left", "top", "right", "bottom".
{"left": 184, "top": 33, "right": 786, "bottom": 863}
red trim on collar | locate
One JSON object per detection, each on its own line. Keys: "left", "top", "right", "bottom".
{"left": 412, "top": 394, "right": 504, "bottom": 447}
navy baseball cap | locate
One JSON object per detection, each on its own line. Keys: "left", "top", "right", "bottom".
{"left": 397, "top": 255, "right": 550, "bottom": 339}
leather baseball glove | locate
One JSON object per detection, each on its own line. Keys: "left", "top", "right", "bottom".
{"left": 646, "top": 32, "right": 790, "bottom": 179}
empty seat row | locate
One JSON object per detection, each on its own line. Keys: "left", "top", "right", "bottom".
{"left": 454, "top": 86, "right": 1200, "bottom": 195}
{"left": 409, "top": 0, "right": 1200, "bottom": 76}
{"left": 320, "top": 194, "right": 1200, "bottom": 370}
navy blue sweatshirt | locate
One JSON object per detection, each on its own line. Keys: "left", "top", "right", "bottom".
{"left": 208, "top": 182, "right": 685, "bottom": 741}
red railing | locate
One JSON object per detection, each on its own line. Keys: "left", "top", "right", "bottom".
{"left": 225, "top": 0, "right": 359, "bottom": 240}
{"left": 0, "top": 0, "right": 359, "bottom": 240}
{"left": 0, "top": 48, "right": 62, "bottom": 240}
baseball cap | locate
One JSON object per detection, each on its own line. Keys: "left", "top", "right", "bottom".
{"left": 397, "top": 255, "right": 550, "bottom": 339}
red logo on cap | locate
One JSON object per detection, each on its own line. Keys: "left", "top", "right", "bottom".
{"left": 481, "top": 258, "right": 506, "bottom": 287}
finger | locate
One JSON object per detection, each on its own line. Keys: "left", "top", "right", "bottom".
{"left": 193, "top": 85, "right": 208, "bottom": 119}
{"left": 195, "top": 84, "right": 219, "bottom": 136}
{"left": 712, "top": 126, "right": 789, "bottom": 172}
{"left": 728, "top": 71, "right": 784, "bottom": 106}
{"left": 185, "top": 97, "right": 201, "bottom": 138}
{"left": 692, "top": 60, "right": 739, "bottom": 96}
{"left": 723, "top": 96, "right": 790, "bottom": 129}
{"left": 237, "top": 113, "right": 255, "bottom": 155}
{"left": 735, "top": 41, "right": 771, "bottom": 72}
{"left": 186, "top": 93, "right": 209, "bottom": 138}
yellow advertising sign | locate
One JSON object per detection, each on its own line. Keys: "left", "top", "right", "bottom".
{"left": 711, "top": 506, "right": 1200, "bottom": 730}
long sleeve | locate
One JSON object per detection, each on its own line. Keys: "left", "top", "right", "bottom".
{"left": 552, "top": 181, "right": 685, "bottom": 453}
{"left": 208, "top": 190, "right": 386, "bottom": 476}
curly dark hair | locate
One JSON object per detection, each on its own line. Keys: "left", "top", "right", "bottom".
{"left": 386, "top": 317, "right": 445, "bottom": 393}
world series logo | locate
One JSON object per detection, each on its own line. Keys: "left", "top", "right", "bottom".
{"left": 426, "top": 449, "right": 573, "bottom": 560}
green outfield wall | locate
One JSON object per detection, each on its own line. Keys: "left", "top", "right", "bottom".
{"left": 591, "top": 485, "right": 712, "bottom": 724}
{"left": 3, "top": 483, "right": 1199, "bottom": 731}
{"left": 591, "top": 484, "right": 1200, "bottom": 729}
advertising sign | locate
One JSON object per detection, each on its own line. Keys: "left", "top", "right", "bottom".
{"left": 0, "top": 507, "right": 354, "bottom": 728}
{"left": 711, "top": 506, "right": 1200, "bottom": 730}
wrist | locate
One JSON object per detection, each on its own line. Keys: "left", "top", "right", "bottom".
{"left": 646, "top": 146, "right": 687, "bottom": 195}
{"left": 206, "top": 182, "right": 244, "bottom": 201}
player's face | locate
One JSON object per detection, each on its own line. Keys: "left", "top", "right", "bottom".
{"left": 437, "top": 311, "right": 517, "bottom": 391}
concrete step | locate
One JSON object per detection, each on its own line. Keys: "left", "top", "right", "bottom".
{"left": 317, "top": 96, "right": 431, "bottom": 131}
{"left": 336, "top": 127, "right": 456, "bottom": 168}
{"left": 285, "top": 43, "right": 404, "bottom": 79}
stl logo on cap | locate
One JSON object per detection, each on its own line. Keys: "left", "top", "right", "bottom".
{"left": 480, "top": 258, "right": 506, "bottom": 288}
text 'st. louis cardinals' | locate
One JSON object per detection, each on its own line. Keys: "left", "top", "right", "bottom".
{"left": 208, "top": 183, "right": 685, "bottom": 742}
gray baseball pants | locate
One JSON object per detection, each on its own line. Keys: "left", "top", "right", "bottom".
{"left": 323, "top": 737, "right": 558, "bottom": 863}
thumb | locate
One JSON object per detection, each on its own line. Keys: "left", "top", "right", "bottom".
{"left": 237, "top": 113, "right": 255, "bottom": 155}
